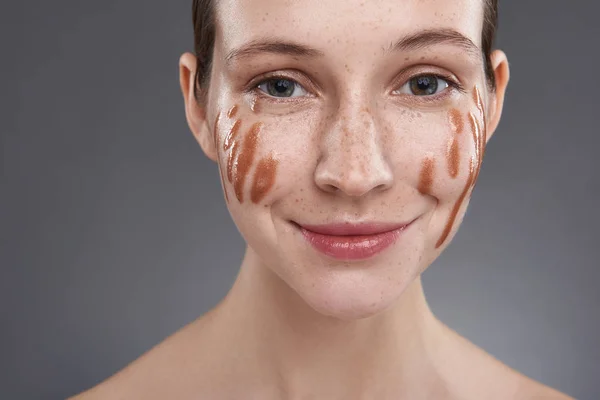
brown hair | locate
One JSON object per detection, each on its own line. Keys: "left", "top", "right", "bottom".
{"left": 192, "top": 0, "right": 499, "bottom": 101}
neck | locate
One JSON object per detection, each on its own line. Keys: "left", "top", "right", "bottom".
{"left": 215, "top": 245, "right": 448, "bottom": 399}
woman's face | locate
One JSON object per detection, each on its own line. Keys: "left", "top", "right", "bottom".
{"left": 183, "top": 0, "right": 508, "bottom": 319}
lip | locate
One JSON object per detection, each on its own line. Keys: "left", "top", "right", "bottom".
{"left": 294, "top": 220, "right": 416, "bottom": 261}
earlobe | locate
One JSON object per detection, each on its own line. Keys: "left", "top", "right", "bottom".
{"left": 179, "top": 52, "right": 217, "bottom": 162}
{"left": 485, "top": 50, "right": 510, "bottom": 142}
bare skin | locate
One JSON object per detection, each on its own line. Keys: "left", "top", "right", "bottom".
{"left": 71, "top": 261, "right": 572, "bottom": 399}
{"left": 71, "top": 0, "right": 574, "bottom": 398}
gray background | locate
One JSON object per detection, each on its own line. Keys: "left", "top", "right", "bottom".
{"left": 1, "top": 1, "right": 598, "bottom": 399}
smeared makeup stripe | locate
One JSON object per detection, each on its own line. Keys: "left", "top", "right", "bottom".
{"left": 418, "top": 157, "right": 435, "bottom": 195}
{"left": 447, "top": 138, "right": 460, "bottom": 178}
{"left": 227, "top": 140, "right": 239, "bottom": 184}
{"left": 436, "top": 157, "right": 475, "bottom": 248}
{"left": 233, "top": 122, "right": 262, "bottom": 202}
{"left": 449, "top": 108, "right": 464, "bottom": 134}
{"left": 227, "top": 104, "right": 239, "bottom": 119}
{"left": 251, "top": 155, "right": 278, "bottom": 203}
{"left": 213, "top": 111, "right": 229, "bottom": 203}
{"left": 224, "top": 120, "right": 242, "bottom": 151}
{"left": 473, "top": 86, "right": 488, "bottom": 148}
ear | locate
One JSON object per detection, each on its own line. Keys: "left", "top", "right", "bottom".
{"left": 179, "top": 52, "right": 217, "bottom": 162}
{"left": 485, "top": 50, "right": 510, "bottom": 142}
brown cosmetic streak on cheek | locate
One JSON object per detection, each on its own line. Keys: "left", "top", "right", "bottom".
{"left": 251, "top": 156, "right": 278, "bottom": 203}
{"left": 213, "top": 112, "right": 229, "bottom": 203}
{"left": 436, "top": 109, "right": 485, "bottom": 248}
{"left": 227, "top": 140, "right": 239, "bottom": 184}
{"left": 436, "top": 89, "right": 487, "bottom": 248}
{"left": 449, "top": 108, "right": 464, "bottom": 134}
{"left": 446, "top": 109, "right": 463, "bottom": 179}
{"left": 250, "top": 98, "right": 259, "bottom": 113}
{"left": 224, "top": 120, "right": 242, "bottom": 151}
{"left": 436, "top": 158, "right": 475, "bottom": 248}
{"left": 447, "top": 138, "right": 460, "bottom": 178}
{"left": 232, "top": 122, "right": 262, "bottom": 202}
{"left": 418, "top": 158, "right": 435, "bottom": 195}
{"left": 468, "top": 112, "right": 484, "bottom": 184}
{"left": 473, "top": 87, "right": 487, "bottom": 148}
{"left": 227, "top": 105, "right": 238, "bottom": 119}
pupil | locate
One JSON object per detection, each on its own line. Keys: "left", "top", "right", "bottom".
{"left": 411, "top": 75, "right": 438, "bottom": 95}
{"left": 268, "top": 79, "right": 294, "bottom": 97}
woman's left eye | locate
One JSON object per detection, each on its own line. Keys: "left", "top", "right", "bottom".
{"left": 257, "top": 78, "right": 308, "bottom": 98}
{"left": 395, "top": 75, "right": 451, "bottom": 96}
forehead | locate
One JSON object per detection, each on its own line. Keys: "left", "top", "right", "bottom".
{"left": 215, "top": 0, "right": 485, "bottom": 54}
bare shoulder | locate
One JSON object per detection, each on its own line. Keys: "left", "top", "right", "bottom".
{"left": 513, "top": 376, "right": 575, "bottom": 400}
{"left": 436, "top": 322, "right": 574, "bottom": 400}
{"left": 68, "top": 312, "right": 225, "bottom": 400}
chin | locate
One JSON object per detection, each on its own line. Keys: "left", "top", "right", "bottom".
{"left": 284, "top": 256, "right": 422, "bottom": 321}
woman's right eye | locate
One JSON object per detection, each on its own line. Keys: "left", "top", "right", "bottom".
{"left": 257, "top": 78, "right": 308, "bottom": 98}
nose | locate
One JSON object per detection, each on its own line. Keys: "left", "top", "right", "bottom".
{"left": 314, "top": 107, "right": 393, "bottom": 198}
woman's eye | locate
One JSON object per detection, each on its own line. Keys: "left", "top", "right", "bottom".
{"left": 257, "top": 78, "right": 308, "bottom": 98}
{"left": 396, "top": 75, "right": 450, "bottom": 96}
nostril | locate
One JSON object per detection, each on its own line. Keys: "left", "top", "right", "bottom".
{"left": 323, "top": 184, "right": 339, "bottom": 194}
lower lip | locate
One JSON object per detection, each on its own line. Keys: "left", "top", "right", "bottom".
{"left": 297, "top": 224, "right": 411, "bottom": 261}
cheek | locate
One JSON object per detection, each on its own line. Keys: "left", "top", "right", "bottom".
{"left": 213, "top": 105, "right": 317, "bottom": 211}
{"left": 419, "top": 87, "right": 487, "bottom": 249}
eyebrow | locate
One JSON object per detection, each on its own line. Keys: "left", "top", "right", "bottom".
{"left": 388, "top": 28, "right": 481, "bottom": 58}
{"left": 225, "top": 39, "right": 324, "bottom": 66}
{"left": 224, "top": 28, "right": 481, "bottom": 66}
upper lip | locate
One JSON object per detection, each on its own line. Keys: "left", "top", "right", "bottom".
{"left": 295, "top": 220, "right": 414, "bottom": 236}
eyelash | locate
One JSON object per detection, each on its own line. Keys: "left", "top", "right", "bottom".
{"left": 248, "top": 72, "right": 465, "bottom": 102}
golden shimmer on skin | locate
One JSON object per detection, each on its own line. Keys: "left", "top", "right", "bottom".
{"left": 418, "top": 157, "right": 435, "bottom": 195}
{"left": 251, "top": 155, "right": 279, "bottom": 204}
{"left": 232, "top": 122, "right": 263, "bottom": 202}
{"left": 213, "top": 111, "right": 229, "bottom": 203}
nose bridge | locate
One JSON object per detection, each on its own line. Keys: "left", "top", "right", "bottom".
{"left": 314, "top": 93, "right": 393, "bottom": 197}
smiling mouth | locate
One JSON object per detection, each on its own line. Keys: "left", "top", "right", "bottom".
{"left": 292, "top": 219, "right": 417, "bottom": 261}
